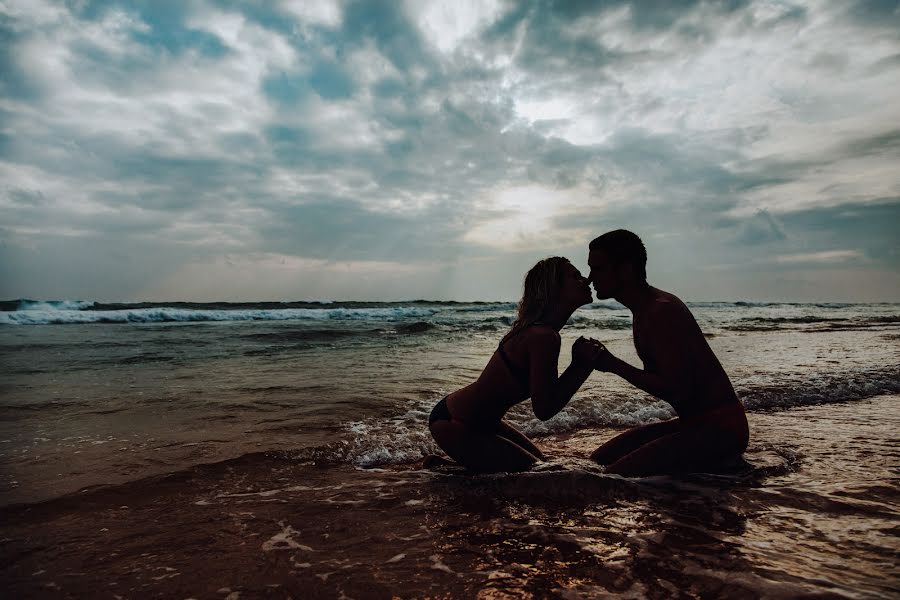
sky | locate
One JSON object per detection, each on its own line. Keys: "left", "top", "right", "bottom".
{"left": 1, "top": 0, "right": 898, "bottom": 302}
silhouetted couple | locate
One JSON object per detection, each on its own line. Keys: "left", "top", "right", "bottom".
{"left": 427, "top": 230, "right": 749, "bottom": 476}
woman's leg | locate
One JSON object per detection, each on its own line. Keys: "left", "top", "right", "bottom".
{"left": 430, "top": 420, "right": 540, "bottom": 473}
{"left": 589, "top": 418, "right": 681, "bottom": 465}
{"left": 496, "top": 419, "right": 546, "bottom": 460}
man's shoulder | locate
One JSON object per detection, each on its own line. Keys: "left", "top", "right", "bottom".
{"left": 647, "top": 290, "right": 695, "bottom": 326}
{"left": 649, "top": 289, "right": 687, "bottom": 311}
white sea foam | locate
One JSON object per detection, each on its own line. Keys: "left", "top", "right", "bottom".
{"left": 738, "top": 369, "right": 900, "bottom": 410}
{"left": 17, "top": 299, "right": 95, "bottom": 311}
{"left": 3, "top": 300, "right": 896, "bottom": 337}
{"left": 0, "top": 306, "right": 439, "bottom": 325}
{"left": 261, "top": 522, "right": 314, "bottom": 552}
{"left": 333, "top": 394, "right": 671, "bottom": 468}
{"left": 430, "top": 554, "right": 457, "bottom": 575}
{"left": 329, "top": 368, "right": 900, "bottom": 468}
{"left": 455, "top": 303, "right": 516, "bottom": 312}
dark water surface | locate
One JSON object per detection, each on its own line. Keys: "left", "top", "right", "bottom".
{"left": 1, "top": 396, "right": 897, "bottom": 598}
{"left": 1, "top": 301, "right": 898, "bottom": 597}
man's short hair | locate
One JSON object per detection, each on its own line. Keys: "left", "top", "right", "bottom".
{"left": 589, "top": 229, "right": 647, "bottom": 282}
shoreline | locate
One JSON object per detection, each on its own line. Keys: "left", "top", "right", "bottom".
{"left": 3, "top": 395, "right": 897, "bottom": 598}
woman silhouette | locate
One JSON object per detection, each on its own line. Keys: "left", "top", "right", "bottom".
{"left": 427, "top": 257, "right": 599, "bottom": 473}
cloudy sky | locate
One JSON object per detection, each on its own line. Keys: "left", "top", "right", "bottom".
{"left": 1, "top": 0, "right": 898, "bottom": 302}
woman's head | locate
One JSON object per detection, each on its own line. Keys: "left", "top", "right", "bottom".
{"left": 513, "top": 257, "right": 590, "bottom": 331}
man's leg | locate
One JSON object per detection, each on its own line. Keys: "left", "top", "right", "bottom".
{"left": 590, "top": 418, "right": 681, "bottom": 465}
{"left": 604, "top": 424, "right": 740, "bottom": 476}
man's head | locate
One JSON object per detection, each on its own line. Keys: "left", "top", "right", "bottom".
{"left": 587, "top": 230, "right": 647, "bottom": 299}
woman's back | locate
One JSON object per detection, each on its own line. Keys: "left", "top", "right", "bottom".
{"left": 447, "top": 325, "right": 552, "bottom": 427}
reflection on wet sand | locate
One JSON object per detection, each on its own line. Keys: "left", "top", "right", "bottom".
{"left": 2, "top": 397, "right": 898, "bottom": 598}
{"left": 423, "top": 451, "right": 762, "bottom": 598}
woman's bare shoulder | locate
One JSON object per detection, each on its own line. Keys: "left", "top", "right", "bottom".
{"left": 524, "top": 324, "right": 561, "bottom": 344}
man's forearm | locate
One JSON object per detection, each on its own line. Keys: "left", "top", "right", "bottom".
{"left": 608, "top": 357, "right": 673, "bottom": 400}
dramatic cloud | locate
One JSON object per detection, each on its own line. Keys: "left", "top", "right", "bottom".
{"left": 1, "top": 0, "right": 898, "bottom": 301}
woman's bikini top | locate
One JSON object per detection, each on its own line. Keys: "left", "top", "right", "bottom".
{"left": 496, "top": 322, "right": 545, "bottom": 391}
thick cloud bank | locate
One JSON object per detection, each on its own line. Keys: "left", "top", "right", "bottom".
{"left": 1, "top": 0, "right": 898, "bottom": 301}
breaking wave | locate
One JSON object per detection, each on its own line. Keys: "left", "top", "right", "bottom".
{"left": 302, "top": 367, "right": 900, "bottom": 468}
{"left": 0, "top": 305, "right": 439, "bottom": 325}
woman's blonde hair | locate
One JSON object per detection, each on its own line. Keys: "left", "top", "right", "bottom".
{"left": 505, "top": 256, "right": 570, "bottom": 339}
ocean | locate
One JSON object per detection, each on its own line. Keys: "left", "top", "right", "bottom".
{"left": 1, "top": 299, "right": 898, "bottom": 598}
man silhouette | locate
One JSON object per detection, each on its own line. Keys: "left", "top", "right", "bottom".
{"left": 585, "top": 230, "right": 749, "bottom": 475}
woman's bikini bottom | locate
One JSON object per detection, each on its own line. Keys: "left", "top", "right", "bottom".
{"left": 428, "top": 396, "right": 500, "bottom": 434}
{"left": 429, "top": 396, "right": 452, "bottom": 426}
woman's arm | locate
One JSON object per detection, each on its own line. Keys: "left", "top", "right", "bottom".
{"left": 529, "top": 332, "right": 595, "bottom": 421}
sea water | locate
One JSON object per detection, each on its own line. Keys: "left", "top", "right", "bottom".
{"left": 1, "top": 299, "right": 898, "bottom": 597}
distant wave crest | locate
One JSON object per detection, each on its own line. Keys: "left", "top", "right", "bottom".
{"left": 0, "top": 305, "right": 439, "bottom": 325}
{"left": 726, "top": 314, "right": 900, "bottom": 331}
{"left": 16, "top": 299, "right": 96, "bottom": 311}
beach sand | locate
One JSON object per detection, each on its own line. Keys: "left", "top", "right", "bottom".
{"left": 3, "top": 395, "right": 897, "bottom": 599}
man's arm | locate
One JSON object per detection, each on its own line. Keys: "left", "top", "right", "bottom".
{"left": 595, "top": 306, "right": 693, "bottom": 405}
{"left": 604, "top": 357, "right": 679, "bottom": 401}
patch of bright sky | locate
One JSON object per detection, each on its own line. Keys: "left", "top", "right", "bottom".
{"left": 775, "top": 249, "right": 865, "bottom": 264}
{"left": 736, "top": 153, "right": 900, "bottom": 218}
{"left": 3, "top": 0, "right": 67, "bottom": 28}
{"left": 549, "top": 1, "right": 900, "bottom": 219}
{"left": 263, "top": 168, "right": 369, "bottom": 200}
{"left": 15, "top": 2, "right": 289, "bottom": 162}
{"left": 280, "top": 0, "right": 342, "bottom": 28}
{"left": 406, "top": 0, "right": 504, "bottom": 55}
{"left": 464, "top": 184, "right": 597, "bottom": 250}
{"left": 0, "top": 161, "right": 124, "bottom": 222}
{"left": 518, "top": 0, "right": 898, "bottom": 163}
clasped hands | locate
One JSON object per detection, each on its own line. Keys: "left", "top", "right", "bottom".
{"left": 572, "top": 336, "right": 617, "bottom": 372}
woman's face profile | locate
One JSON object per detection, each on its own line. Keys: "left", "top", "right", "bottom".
{"left": 558, "top": 262, "right": 593, "bottom": 308}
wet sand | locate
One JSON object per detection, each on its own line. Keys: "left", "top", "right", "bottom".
{"left": 2, "top": 396, "right": 898, "bottom": 599}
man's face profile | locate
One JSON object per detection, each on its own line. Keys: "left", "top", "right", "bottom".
{"left": 587, "top": 249, "right": 618, "bottom": 300}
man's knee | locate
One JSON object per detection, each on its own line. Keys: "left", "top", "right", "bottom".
{"left": 589, "top": 444, "right": 614, "bottom": 464}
